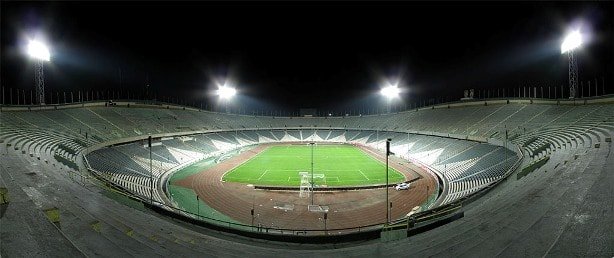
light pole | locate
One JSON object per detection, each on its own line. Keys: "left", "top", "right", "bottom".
{"left": 310, "top": 142, "right": 315, "bottom": 205}
{"left": 324, "top": 212, "right": 328, "bottom": 235}
{"left": 27, "top": 40, "right": 50, "bottom": 105}
{"left": 251, "top": 195, "right": 255, "bottom": 227}
{"left": 148, "top": 135, "right": 153, "bottom": 204}
{"left": 505, "top": 129, "right": 508, "bottom": 173}
{"left": 385, "top": 138, "right": 393, "bottom": 224}
{"left": 561, "top": 30, "right": 583, "bottom": 99}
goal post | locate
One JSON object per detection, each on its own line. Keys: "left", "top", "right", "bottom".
{"left": 312, "top": 173, "right": 326, "bottom": 187}
{"left": 299, "top": 172, "right": 326, "bottom": 198}
{"left": 308, "top": 205, "right": 329, "bottom": 213}
{"left": 299, "top": 172, "right": 310, "bottom": 198}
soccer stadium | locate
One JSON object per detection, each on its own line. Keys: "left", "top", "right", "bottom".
{"left": 1, "top": 2, "right": 613, "bottom": 257}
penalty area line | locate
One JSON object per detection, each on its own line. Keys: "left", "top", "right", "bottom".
{"left": 257, "top": 170, "right": 269, "bottom": 180}
{"left": 358, "top": 169, "right": 370, "bottom": 180}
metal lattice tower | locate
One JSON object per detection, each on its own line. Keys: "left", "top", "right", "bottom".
{"left": 35, "top": 60, "right": 45, "bottom": 105}
{"left": 567, "top": 50, "right": 578, "bottom": 99}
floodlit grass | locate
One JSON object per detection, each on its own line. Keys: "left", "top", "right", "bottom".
{"left": 222, "top": 144, "right": 405, "bottom": 187}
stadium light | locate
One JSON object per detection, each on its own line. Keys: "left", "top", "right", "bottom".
{"left": 27, "top": 40, "right": 50, "bottom": 61}
{"left": 380, "top": 82, "right": 401, "bottom": 113}
{"left": 561, "top": 30, "right": 583, "bottom": 99}
{"left": 561, "top": 30, "right": 582, "bottom": 54}
{"left": 26, "top": 39, "right": 51, "bottom": 105}
{"left": 380, "top": 84, "right": 401, "bottom": 99}
{"left": 216, "top": 85, "right": 237, "bottom": 100}
{"left": 216, "top": 81, "right": 237, "bottom": 113}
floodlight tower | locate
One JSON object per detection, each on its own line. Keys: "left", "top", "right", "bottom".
{"left": 216, "top": 84, "right": 237, "bottom": 113}
{"left": 561, "top": 30, "right": 583, "bottom": 99}
{"left": 380, "top": 83, "right": 400, "bottom": 113}
{"left": 27, "top": 40, "right": 50, "bottom": 105}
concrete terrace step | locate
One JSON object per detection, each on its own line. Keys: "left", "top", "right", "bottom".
{"left": 1, "top": 103, "right": 613, "bottom": 256}
{"left": 14, "top": 153, "right": 178, "bottom": 257}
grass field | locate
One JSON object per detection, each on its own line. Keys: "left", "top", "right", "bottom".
{"left": 222, "top": 144, "right": 405, "bottom": 187}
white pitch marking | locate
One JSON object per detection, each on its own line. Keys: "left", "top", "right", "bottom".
{"left": 257, "top": 170, "right": 269, "bottom": 180}
{"left": 358, "top": 169, "right": 370, "bottom": 180}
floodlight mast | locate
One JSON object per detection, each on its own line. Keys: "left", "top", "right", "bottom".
{"left": 561, "top": 31, "right": 582, "bottom": 99}
{"left": 380, "top": 84, "right": 400, "bottom": 113}
{"left": 35, "top": 60, "right": 45, "bottom": 105}
{"left": 27, "top": 40, "right": 50, "bottom": 105}
{"left": 566, "top": 51, "right": 579, "bottom": 99}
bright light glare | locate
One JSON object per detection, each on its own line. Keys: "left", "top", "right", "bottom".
{"left": 27, "top": 40, "right": 50, "bottom": 61}
{"left": 217, "top": 86, "right": 237, "bottom": 99}
{"left": 380, "top": 85, "right": 401, "bottom": 98}
{"left": 561, "top": 31, "right": 582, "bottom": 54}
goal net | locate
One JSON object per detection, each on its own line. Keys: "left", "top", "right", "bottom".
{"left": 308, "top": 205, "right": 329, "bottom": 213}
{"left": 298, "top": 172, "right": 326, "bottom": 198}
{"left": 299, "top": 172, "right": 310, "bottom": 198}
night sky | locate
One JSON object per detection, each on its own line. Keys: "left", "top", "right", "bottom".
{"left": 1, "top": 1, "right": 613, "bottom": 114}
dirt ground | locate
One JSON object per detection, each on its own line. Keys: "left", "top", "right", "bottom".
{"left": 174, "top": 143, "right": 438, "bottom": 234}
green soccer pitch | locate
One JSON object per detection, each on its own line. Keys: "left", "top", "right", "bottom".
{"left": 222, "top": 144, "right": 406, "bottom": 187}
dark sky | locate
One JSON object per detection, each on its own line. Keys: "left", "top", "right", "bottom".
{"left": 1, "top": 1, "right": 613, "bottom": 114}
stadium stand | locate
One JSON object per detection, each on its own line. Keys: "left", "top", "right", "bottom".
{"left": 0, "top": 97, "right": 612, "bottom": 256}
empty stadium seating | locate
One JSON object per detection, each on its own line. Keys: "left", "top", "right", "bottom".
{"left": 1, "top": 97, "right": 613, "bottom": 257}
{"left": 2, "top": 99, "right": 613, "bottom": 209}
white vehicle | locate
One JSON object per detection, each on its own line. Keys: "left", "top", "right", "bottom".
{"left": 395, "top": 182, "right": 410, "bottom": 190}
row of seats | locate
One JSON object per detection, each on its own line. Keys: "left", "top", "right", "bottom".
{"left": 355, "top": 131, "right": 519, "bottom": 205}
{"left": 82, "top": 129, "right": 519, "bottom": 207}
{"left": 1, "top": 102, "right": 611, "bottom": 208}
{"left": 3, "top": 103, "right": 612, "bottom": 146}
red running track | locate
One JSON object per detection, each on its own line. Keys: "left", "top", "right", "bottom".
{"left": 174, "top": 143, "right": 438, "bottom": 234}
